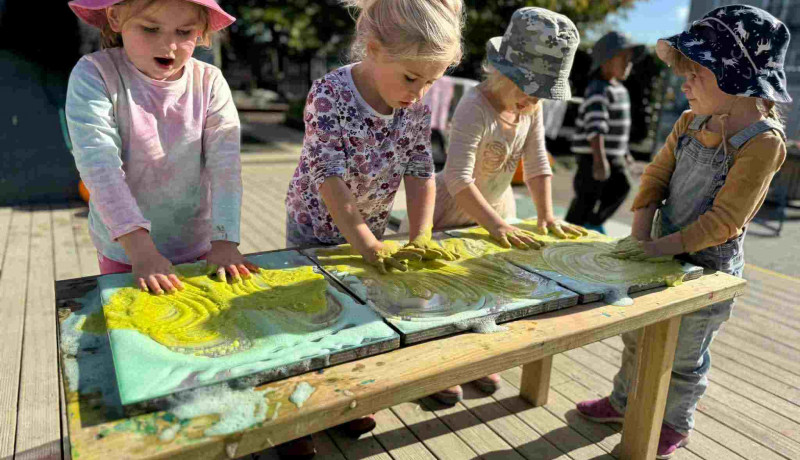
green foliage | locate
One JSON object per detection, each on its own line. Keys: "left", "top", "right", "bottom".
{"left": 229, "top": 0, "right": 641, "bottom": 67}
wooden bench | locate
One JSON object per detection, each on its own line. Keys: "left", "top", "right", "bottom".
{"left": 54, "top": 269, "right": 745, "bottom": 460}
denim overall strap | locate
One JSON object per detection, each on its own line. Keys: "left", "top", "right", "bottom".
{"left": 687, "top": 114, "right": 710, "bottom": 131}
{"left": 728, "top": 118, "right": 786, "bottom": 149}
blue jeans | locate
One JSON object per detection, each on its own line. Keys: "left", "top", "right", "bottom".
{"left": 608, "top": 264, "right": 742, "bottom": 434}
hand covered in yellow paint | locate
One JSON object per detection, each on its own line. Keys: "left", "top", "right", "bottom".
{"left": 394, "top": 228, "right": 459, "bottom": 262}
{"left": 488, "top": 224, "right": 544, "bottom": 250}
{"left": 609, "top": 236, "right": 673, "bottom": 263}
{"left": 363, "top": 241, "right": 410, "bottom": 275}
{"left": 534, "top": 218, "right": 590, "bottom": 239}
{"left": 207, "top": 240, "right": 260, "bottom": 283}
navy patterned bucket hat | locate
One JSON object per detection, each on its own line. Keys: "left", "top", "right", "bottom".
{"left": 487, "top": 7, "right": 580, "bottom": 100}
{"left": 656, "top": 4, "right": 792, "bottom": 103}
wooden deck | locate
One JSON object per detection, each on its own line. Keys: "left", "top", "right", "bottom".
{"left": 2, "top": 155, "right": 800, "bottom": 459}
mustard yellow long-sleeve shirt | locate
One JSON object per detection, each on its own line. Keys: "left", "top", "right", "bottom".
{"left": 633, "top": 111, "right": 786, "bottom": 253}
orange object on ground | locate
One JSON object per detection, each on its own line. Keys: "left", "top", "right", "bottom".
{"left": 78, "top": 180, "right": 90, "bottom": 203}
{"left": 512, "top": 152, "right": 555, "bottom": 185}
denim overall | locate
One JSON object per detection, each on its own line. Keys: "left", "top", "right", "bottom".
{"left": 609, "top": 114, "right": 785, "bottom": 434}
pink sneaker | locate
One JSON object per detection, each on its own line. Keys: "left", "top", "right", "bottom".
{"left": 657, "top": 424, "right": 689, "bottom": 459}
{"left": 575, "top": 396, "right": 624, "bottom": 423}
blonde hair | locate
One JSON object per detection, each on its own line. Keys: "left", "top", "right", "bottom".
{"left": 482, "top": 63, "right": 541, "bottom": 116}
{"left": 662, "top": 46, "right": 784, "bottom": 128}
{"left": 342, "top": 0, "right": 465, "bottom": 65}
{"left": 100, "top": 0, "right": 212, "bottom": 49}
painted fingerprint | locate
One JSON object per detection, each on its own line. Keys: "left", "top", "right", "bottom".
{"left": 104, "top": 265, "right": 343, "bottom": 357}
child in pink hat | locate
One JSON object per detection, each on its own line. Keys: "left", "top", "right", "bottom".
{"left": 65, "top": 0, "right": 256, "bottom": 293}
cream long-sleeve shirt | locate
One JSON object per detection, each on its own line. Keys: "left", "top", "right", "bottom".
{"left": 432, "top": 86, "right": 552, "bottom": 228}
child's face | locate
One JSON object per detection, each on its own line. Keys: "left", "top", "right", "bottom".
{"left": 606, "top": 49, "right": 633, "bottom": 81}
{"left": 109, "top": 0, "right": 205, "bottom": 81}
{"left": 370, "top": 48, "right": 450, "bottom": 110}
{"left": 501, "top": 85, "right": 539, "bottom": 115}
{"left": 680, "top": 65, "right": 731, "bottom": 116}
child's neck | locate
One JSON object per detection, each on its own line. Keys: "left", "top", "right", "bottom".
{"left": 351, "top": 62, "right": 393, "bottom": 116}
{"left": 479, "top": 84, "right": 519, "bottom": 123}
{"left": 705, "top": 99, "right": 764, "bottom": 136}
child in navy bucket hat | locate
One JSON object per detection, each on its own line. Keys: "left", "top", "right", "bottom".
{"left": 577, "top": 5, "right": 790, "bottom": 459}
{"left": 566, "top": 31, "right": 646, "bottom": 234}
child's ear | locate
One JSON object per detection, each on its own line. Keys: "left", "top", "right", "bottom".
{"left": 106, "top": 7, "right": 123, "bottom": 33}
{"left": 365, "top": 40, "right": 383, "bottom": 61}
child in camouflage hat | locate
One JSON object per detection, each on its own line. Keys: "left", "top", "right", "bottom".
{"left": 428, "top": 7, "right": 589, "bottom": 405}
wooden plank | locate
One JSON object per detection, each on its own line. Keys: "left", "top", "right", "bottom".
{"left": 728, "top": 311, "right": 800, "bottom": 351}
{"left": 50, "top": 205, "right": 82, "bottom": 281}
{"left": 0, "top": 207, "right": 31, "bottom": 459}
{"left": 460, "top": 382, "right": 593, "bottom": 459}
{"left": 60, "top": 273, "right": 746, "bottom": 459}
{"left": 520, "top": 356, "right": 552, "bottom": 406}
{"left": 736, "top": 299, "right": 800, "bottom": 335}
{"left": 390, "top": 401, "right": 478, "bottom": 460}
{"left": 697, "top": 393, "right": 800, "bottom": 459}
{"left": 70, "top": 206, "right": 100, "bottom": 277}
{"left": 620, "top": 317, "right": 682, "bottom": 460}
{"left": 371, "top": 409, "right": 436, "bottom": 460}
{"left": 0, "top": 207, "right": 12, "bottom": 269}
{"left": 715, "top": 324, "right": 800, "bottom": 374}
{"left": 15, "top": 206, "right": 61, "bottom": 460}
{"left": 417, "top": 397, "right": 526, "bottom": 460}
{"left": 328, "top": 425, "right": 392, "bottom": 460}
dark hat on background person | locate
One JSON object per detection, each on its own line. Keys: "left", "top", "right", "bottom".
{"left": 486, "top": 7, "right": 580, "bottom": 100}
{"left": 656, "top": 4, "right": 791, "bottom": 103}
{"left": 590, "top": 31, "right": 646, "bottom": 74}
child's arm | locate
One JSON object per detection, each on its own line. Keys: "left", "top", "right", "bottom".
{"left": 404, "top": 175, "right": 435, "bottom": 241}
{"left": 667, "top": 132, "right": 786, "bottom": 255}
{"left": 319, "top": 178, "right": 406, "bottom": 272}
{"left": 523, "top": 106, "right": 588, "bottom": 238}
{"left": 66, "top": 59, "right": 180, "bottom": 293}
{"left": 582, "top": 85, "right": 612, "bottom": 181}
{"left": 202, "top": 70, "right": 257, "bottom": 280}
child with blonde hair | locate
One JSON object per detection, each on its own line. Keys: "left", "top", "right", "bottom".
{"left": 282, "top": 0, "right": 464, "bottom": 457}
{"left": 428, "top": 6, "right": 589, "bottom": 405}
{"left": 579, "top": 5, "right": 790, "bottom": 458}
{"left": 66, "top": 0, "right": 256, "bottom": 293}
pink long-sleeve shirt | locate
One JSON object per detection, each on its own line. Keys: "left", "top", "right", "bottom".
{"left": 66, "top": 48, "right": 242, "bottom": 264}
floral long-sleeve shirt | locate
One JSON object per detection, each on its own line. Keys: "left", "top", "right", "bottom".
{"left": 285, "top": 64, "right": 434, "bottom": 246}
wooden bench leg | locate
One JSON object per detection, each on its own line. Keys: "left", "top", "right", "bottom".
{"left": 620, "top": 316, "right": 682, "bottom": 460}
{"left": 520, "top": 355, "right": 552, "bottom": 406}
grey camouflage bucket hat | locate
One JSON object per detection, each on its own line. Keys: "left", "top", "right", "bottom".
{"left": 487, "top": 7, "right": 580, "bottom": 100}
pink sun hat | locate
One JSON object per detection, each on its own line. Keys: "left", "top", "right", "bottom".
{"left": 68, "top": 0, "right": 236, "bottom": 32}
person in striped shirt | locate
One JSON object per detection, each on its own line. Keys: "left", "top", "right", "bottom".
{"left": 565, "top": 32, "right": 644, "bottom": 233}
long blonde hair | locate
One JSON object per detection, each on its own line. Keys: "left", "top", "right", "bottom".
{"left": 661, "top": 46, "right": 783, "bottom": 127}
{"left": 100, "top": 0, "right": 212, "bottom": 49}
{"left": 342, "top": 0, "right": 465, "bottom": 65}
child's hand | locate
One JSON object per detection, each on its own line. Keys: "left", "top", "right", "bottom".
{"left": 130, "top": 250, "right": 184, "bottom": 294}
{"left": 535, "top": 218, "right": 590, "bottom": 239}
{"left": 592, "top": 157, "right": 611, "bottom": 182}
{"left": 394, "top": 228, "right": 459, "bottom": 261}
{"left": 363, "top": 241, "right": 409, "bottom": 275}
{"left": 206, "top": 241, "right": 260, "bottom": 282}
{"left": 489, "top": 224, "right": 544, "bottom": 250}
{"left": 609, "top": 236, "right": 673, "bottom": 263}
